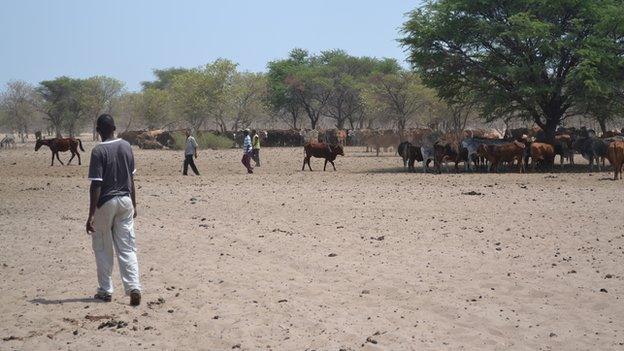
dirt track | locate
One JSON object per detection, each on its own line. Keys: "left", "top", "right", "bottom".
{"left": 1, "top": 141, "right": 623, "bottom": 350}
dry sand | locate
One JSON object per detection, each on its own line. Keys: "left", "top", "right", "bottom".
{"left": 1, "top": 140, "right": 623, "bottom": 350}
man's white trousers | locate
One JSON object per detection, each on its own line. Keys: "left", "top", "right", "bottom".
{"left": 92, "top": 196, "right": 141, "bottom": 295}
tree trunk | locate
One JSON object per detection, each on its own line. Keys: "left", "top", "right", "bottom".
{"left": 92, "top": 120, "right": 99, "bottom": 141}
{"left": 310, "top": 118, "right": 317, "bottom": 130}
{"left": 543, "top": 116, "right": 560, "bottom": 143}
{"left": 598, "top": 118, "right": 607, "bottom": 135}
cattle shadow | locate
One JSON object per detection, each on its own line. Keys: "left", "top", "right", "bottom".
{"left": 362, "top": 162, "right": 619, "bottom": 176}
{"left": 29, "top": 297, "right": 103, "bottom": 305}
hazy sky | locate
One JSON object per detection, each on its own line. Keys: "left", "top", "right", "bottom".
{"left": 1, "top": 0, "right": 420, "bottom": 91}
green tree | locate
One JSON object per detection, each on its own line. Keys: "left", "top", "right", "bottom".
{"left": 135, "top": 89, "right": 171, "bottom": 130}
{"left": 141, "top": 67, "right": 190, "bottom": 90}
{"left": 368, "top": 71, "right": 434, "bottom": 132}
{"left": 229, "top": 72, "right": 269, "bottom": 130}
{"left": 266, "top": 49, "right": 308, "bottom": 129}
{"left": 401, "top": 0, "right": 624, "bottom": 140}
{"left": 81, "top": 76, "right": 124, "bottom": 140}
{"left": 37, "top": 77, "right": 85, "bottom": 137}
{"left": 0, "top": 80, "right": 37, "bottom": 142}
{"left": 170, "top": 59, "right": 237, "bottom": 131}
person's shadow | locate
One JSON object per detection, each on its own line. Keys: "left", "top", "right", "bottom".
{"left": 29, "top": 297, "right": 103, "bottom": 305}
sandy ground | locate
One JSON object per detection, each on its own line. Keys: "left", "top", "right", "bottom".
{"left": 1, "top": 139, "right": 623, "bottom": 351}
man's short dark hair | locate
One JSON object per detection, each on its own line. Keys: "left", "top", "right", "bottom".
{"left": 96, "top": 114, "right": 116, "bottom": 134}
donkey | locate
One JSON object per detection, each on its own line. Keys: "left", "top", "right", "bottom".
{"left": 35, "top": 138, "right": 85, "bottom": 166}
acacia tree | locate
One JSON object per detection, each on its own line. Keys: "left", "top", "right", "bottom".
{"left": 229, "top": 72, "right": 269, "bottom": 130}
{"left": 286, "top": 67, "right": 333, "bottom": 130}
{"left": 82, "top": 76, "right": 124, "bottom": 140}
{"left": 135, "top": 89, "right": 171, "bottom": 130}
{"left": 368, "top": 71, "right": 434, "bottom": 132}
{"left": 37, "top": 77, "right": 86, "bottom": 137}
{"left": 401, "top": 0, "right": 624, "bottom": 140}
{"left": 266, "top": 49, "right": 308, "bottom": 129}
{"left": 268, "top": 49, "right": 334, "bottom": 130}
{"left": 170, "top": 59, "right": 237, "bottom": 131}
{"left": 0, "top": 80, "right": 37, "bottom": 142}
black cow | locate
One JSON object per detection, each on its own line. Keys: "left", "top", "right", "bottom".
{"left": 398, "top": 141, "right": 424, "bottom": 172}
{"left": 572, "top": 137, "right": 623, "bottom": 172}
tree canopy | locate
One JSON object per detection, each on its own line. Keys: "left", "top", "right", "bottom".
{"left": 401, "top": 0, "right": 624, "bottom": 137}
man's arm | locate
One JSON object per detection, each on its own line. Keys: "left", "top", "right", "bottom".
{"left": 86, "top": 181, "right": 102, "bottom": 233}
{"left": 131, "top": 175, "right": 137, "bottom": 218}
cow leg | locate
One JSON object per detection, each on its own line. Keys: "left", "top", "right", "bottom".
{"left": 77, "top": 151, "right": 81, "bottom": 165}
{"left": 331, "top": 161, "right": 336, "bottom": 171}
{"left": 323, "top": 159, "right": 328, "bottom": 171}
{"left": 302, "top": 157, "right": 306, "bottom": 171}
{"left": 50, "top": 152, "right": 55, "bottom": 166}
{"left": 307, "top": 157, "right": 312, "bottom": 171}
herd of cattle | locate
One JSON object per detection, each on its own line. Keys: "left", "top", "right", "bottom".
{"left": 3, "top": 125, "right": 623, "bottom": 179}
{"left": 396, "top": 126, "right": 624, "bottom": 180}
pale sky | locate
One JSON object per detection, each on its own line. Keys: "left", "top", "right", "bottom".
{"left": 0, "top": 0, "right": 420, "bottom": 91}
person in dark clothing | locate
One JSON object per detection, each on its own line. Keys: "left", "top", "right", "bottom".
{"left": 183, "top": 130, "right": 200, "bottom": 176}
{"left": 86, "top": 114, "right": 142, "bottom": 306}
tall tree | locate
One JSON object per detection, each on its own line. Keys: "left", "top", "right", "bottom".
{"left": 37, "top": 77, "right": 85, "bottom": 137}
{"left": 0, "top": 80, "right": 37, "bottom": 142}
{"left": 81, "top": 76, "right": 124, "bottom": 140}
{"left": 368, "top": 71, "right": 433, "bottom": 132}
{"left": 135, "top": 89, "right": 171, "bottom": 130}
{"left": 170, "top": 59, "right": 237, "bottom": 131}
{"left": 401, "top": 0, "right": 624, "bottom": 140}
{"left": 266, "top": 49, "right": 308, "bottom": 129}
{"left": 229, "top": 72, "right": 269, "bottom": 130}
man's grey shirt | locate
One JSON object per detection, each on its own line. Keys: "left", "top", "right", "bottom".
{"left": 88, "top": 138, "right": 136, "bottom": 207}
{"left": 185, "top": 136, "right": 198, "bottom": 156}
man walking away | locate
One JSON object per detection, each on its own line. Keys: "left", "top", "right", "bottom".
{"left": 183, "top": 129, "right": 200, "bottom": 176}
{"left": 241, "top": 129, "right": 253, "bottom": 174}
{"left": 86, "top": 114, "right": 142, "bottom": 306}
{"left": 252, "top": 130, "right": 261, "bottom": 167}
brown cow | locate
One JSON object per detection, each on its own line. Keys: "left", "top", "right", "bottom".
{"left": 35, "top": 138, "right": 85, "bottom": 166}
{"left": 434, "top": 142, "right": 469, "bottom": 173}
{"left": 606, "top": 141, "right": 624, "bottom": 180}
{"left": 477, "top": 141, "right": 525, "bottom": 173}
{"left": 526, "top": 142, "right": 555, "bottom": 171}
{"left": 302, "top": 143, "right": 344, "bottom": 171}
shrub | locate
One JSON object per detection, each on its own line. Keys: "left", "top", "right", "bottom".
{"left": 171, "top": 131, "right": 234, "bottom": 150}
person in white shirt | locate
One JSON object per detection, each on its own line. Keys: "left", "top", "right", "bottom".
{"left": 183, "top": 130, "right": 200, "bottom": 176}
{"left": 241, "top": 129, "right": 253, "bottom": 174}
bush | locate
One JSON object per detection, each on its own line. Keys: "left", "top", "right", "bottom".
{"left": 171, "top": 131, "right": 234, "bottom": 150}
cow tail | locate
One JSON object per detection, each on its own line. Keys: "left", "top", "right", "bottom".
{"left": 77, "top": 138, "right": 85, "bottom": 152}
